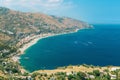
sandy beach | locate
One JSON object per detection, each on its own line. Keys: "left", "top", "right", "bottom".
{"left": 18, "top": 28, "right": 81, "bottom": 55}
{"left": 11, "top": 28, "right": 82, "bottom": 62}
{"left": 19, "top": 33, "right": 55, "bottom": 54}
{"left": 11, "top": 33, "right": 55, "bottom": 62}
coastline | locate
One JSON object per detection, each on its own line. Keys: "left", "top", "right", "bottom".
{"left": 12, "top": 28, "right": 82, "bottom": 62}
{"left": 11, "top": 25, "right": 120, "bottom": 76}
{"left": 18, "top": 28, "right": 81, "bottom": 55}
{"left": 18, "top": 33, "right": 55, "bottom": 55}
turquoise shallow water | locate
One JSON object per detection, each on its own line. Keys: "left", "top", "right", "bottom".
{"left": 20, "top": 24, "right": 120, "bottom": 72}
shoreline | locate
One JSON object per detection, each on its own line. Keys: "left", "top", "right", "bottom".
{"left": 11, "top": 26, "right": 120, "bottom": 74}
{"left": 18, "top": 28, "right": 81, "bottom": 55}
{"left": 12, "top": 28, "right": 82, "bottom": 62}
{"left": 18, "top": 33, "right": 55, "bottom": 55}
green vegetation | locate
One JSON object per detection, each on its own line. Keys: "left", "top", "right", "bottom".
{"left": 0, "top": 42, "right": 22, "bottom": 77}
{"left": 1, "top": 7, "right": 119, "bottom": 80}
{"left": 30, "top": 69, "right": 120, "bottom": 80}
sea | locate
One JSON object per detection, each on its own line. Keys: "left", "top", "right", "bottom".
{"left": 20, "top": 24, "right": 120, "bottom": 72}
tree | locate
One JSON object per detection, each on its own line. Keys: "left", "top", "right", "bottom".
{"left": 93, "top": 70, "right": 100, "bottom": 77}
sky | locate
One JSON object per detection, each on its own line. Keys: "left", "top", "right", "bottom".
{"left": 0, "top": 0, "right": 120, "bottom": 24}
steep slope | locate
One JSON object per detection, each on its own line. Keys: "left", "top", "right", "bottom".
{"left": 0, "top": 7, "right": 90, "bottom": 44}
{"left": 0, "top": 7, "right": 93, "bottom": 79}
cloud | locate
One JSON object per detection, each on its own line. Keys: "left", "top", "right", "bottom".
{"left": 0, "top": 0, "right": 74, "bottom": 13}
{"left": 47, "top": 0, "right": 63, "bottom": 3}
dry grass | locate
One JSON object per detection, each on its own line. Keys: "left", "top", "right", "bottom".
{"left": 34, "top": 65, "right": 120, "bottom": 75}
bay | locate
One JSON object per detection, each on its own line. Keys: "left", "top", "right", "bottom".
{"left": 20, "top": 24, "right": 120, "bottom": 72}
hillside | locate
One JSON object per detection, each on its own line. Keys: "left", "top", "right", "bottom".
{"left": 0, "top": 7, "right": 93, "bottom": 79}
{"left": 0, "top": 7, "right": 90, "bottom": 45}
{"left": 0, "top": 7, "right": 120, "bottom": 80}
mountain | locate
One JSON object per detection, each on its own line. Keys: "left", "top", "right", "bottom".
{"left": 0, "top": 7, "right": 90, "bottom": 45}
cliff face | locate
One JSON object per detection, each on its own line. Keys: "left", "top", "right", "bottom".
{"left": 0, "top": 7, "right": 90, "bottom": 44}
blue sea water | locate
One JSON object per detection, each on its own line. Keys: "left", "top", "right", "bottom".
{"left": 20, "top": 24, "right": 120, "bottom": 72}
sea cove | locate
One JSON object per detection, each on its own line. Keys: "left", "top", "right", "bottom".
{"left": 20, "top": 24, "right": 120, "bottom": 72}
